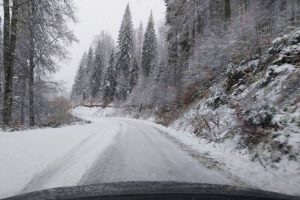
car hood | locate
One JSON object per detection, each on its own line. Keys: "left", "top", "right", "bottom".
{"left": 3, "top": 182, "right": 299, "bottom": 200}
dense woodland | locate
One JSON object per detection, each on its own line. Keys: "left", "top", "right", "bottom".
{"left": 71, "top": 0, "right": 300, "bottom": 111}
{"left": 1, "top": 0, "right": 300, "bottom": 128}
{"left": 0, "top": 0, "right": 76, "bottom": 128}
{"left": 71, "top": 5, "right": 170, "bottom": 108}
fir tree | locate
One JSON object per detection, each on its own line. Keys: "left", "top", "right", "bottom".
{"left": 116, "top": 4, "right": 134, "bottom": 101}
{"left": 141, "top": 12, "right": 158, "bottom": 78}
{"left": 129, "top": 58, "right": 139, "bottom": 92}
{"left": 91, "top": 42, "right": 104, "bottom": 98}
{"left": 134, "top": 22, "right": 144, "bottom": 67}
{"left": 103, "top": 52, "right": 117, "bottom": 104}
{"left": 85, "top": 46, "right": 94, "bottom": 100}
{"left": 71, "top": 53, "right": 88, "bottom": 103}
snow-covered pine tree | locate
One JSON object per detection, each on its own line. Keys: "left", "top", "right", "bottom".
{"left": 102, "top": 52, "right": 117, "bottom": 105}
{"left": 151, "top": 60, "right": 169, "bottom": 106}
{"left": 71, "top": 47, "right": 93, "bottom": 105}
{"left": 90, "top": 41, "right": 104, "bottom": 99}
{"left": 85, "top": 46, "right": 94, "bottom": 102}
{"left": 129, "top": 58, "right": 139, "bottom": 93}
{"left": 94, "top": 31, "right": 115, "bottom": 67}
{"left": 141, "top": 12, "right": 157, "bottom": 78}
{"left": 134, "top": 22, "right": 144, "bottom": 67}
{"left": 71, "top": 53, "right": 88, "bottom": 104}
{"left": 116, "top": 4, "right": 134, "bottom": 101}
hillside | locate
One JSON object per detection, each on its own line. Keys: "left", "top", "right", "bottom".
{"left": 172, "top": 29, "right": 300, "bottom": 166}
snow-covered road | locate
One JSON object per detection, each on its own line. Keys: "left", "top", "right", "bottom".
{"left": 0, "top": 119, "right": 119, "bottom": 198}
{"left": 79, "top": 118, "right": 232, "bottom": 185}
{"left": 0, "top": 117, "right": 233, "bottom": 199}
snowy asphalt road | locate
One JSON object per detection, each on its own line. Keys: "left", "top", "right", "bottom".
{"left": 79, "top": 118, "right": 232, "bottom": 186}
{"left": 15, "top": 118, "right": 233, "bottom": 198}
{"left": 2, "top": 106, "right": 297, "bottom": 199}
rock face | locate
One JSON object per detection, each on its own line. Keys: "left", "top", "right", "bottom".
{"left": 172, "top": 29, "right": 300, "bottom": 167}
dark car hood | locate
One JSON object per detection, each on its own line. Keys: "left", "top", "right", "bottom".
{"left": 3, "top": 182, "right": 299, "bottom": 200}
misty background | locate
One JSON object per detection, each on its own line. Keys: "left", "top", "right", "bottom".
{"left": 54, "top": 0, "right": 166, "bottom": 92}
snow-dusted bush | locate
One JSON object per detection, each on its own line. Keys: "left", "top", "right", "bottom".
{"left": 41, "top": 97, "right": 82, "bottom": 128}
{"left": 243, "top": 104, "right": 276, "bottom": 128}
{"left": 226, "top": 59, "right": 260, "bottom": 91}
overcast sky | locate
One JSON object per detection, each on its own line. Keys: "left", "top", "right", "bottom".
{"left": 54, "top": 0, "right": 166, "bottom": 93}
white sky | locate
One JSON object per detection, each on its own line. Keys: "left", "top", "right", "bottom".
{"left": 55, "top": 0, "right": 166, "bottom": 92}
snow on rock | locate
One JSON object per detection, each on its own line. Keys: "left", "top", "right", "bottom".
{"left": 0, "top": 120, "right": 119, "bottom": 199}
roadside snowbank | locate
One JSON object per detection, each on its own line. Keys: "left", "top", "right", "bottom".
{"left": 167, "top": 124, "right": 300, "bottom": 196}
{"left": 72, "top": 106, "right": 300, "bottom": 196}
{"left": 72, "top": 106, "right": 116, "bottom": 119}
{"left": 120, "top": 117, "right": 300, "bottom": 195}
{"left": 0, "top": 120, "right": 119, "bottom": 199}
{"left": 72, "top": 105, "right": 156, "bottom": 122}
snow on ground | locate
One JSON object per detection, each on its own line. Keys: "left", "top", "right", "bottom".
{"left": 166, "top": 124, "right": 300, "bottom": 196}
{"left": 73, "top": 106, "right": 300, "bottom": 196}
{"left": 0, "top": 120, "right": 119, "bottom": 199}
{"left": 1, "top": 105, "right": 299, "bottom": 198}
{"left": 72, "top": 106, "right": 116, "bottom": 120}
{"left": 163, "top": 95, "right": 300, "bottom": 196}
{"left": 130, "top": 116, "right": 300, "bottom": 196}
{"left": 72, "top": 105, "right": 157, "bottom": 122}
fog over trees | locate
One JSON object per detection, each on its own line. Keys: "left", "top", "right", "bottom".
{"left": 71, "top": 0, "right": 300, "bottom": 109}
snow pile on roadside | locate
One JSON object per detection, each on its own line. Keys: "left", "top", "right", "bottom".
{"left": 72, "top": 106, "right": 117, "bottom": 119}
{"left": 0, "top": 120, "right": 119, "bottom": 199}
{"left": 72, "top": 106, "right": 156, "bottom": 122}
{"left": 168, "top": 123, "right": 300, "bottom": 196}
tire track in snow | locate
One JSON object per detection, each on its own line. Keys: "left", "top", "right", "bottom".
{"left": 20, "top": 123, "right": 121, "bottom": 194}
{"left": 151, "top": 126, "right": 250, "bottom": 187}
{"left": 78, "top": 122, "right": 126, "bottom": 184}
{"left": 79, "top": 119, "right": 233, "bottom": 185}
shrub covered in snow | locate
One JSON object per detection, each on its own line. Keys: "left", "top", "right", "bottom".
{"left": 243, "top": 104, "right": 276, "bottom": 128}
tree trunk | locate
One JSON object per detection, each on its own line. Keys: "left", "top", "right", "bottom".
{"left": 20, "top": 84, "right": 25, "bottom": 125}
{"left": 2, "top": 0, "right": 11, "bottom": 125}
{"left": 2, "top": 0, "right": 19, "bottom": 126}
{"left": 28, "top": 0, "right": 36, "bottom": 127}
{"left": 225, "top": 0, "right": 231, "bottom": 21}
{"left": 28, "top": 29, "right": 35, "bottom": 127}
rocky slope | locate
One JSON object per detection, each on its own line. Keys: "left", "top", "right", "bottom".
{"left": 172, "top": 29, "right": 300, "bottom": 167}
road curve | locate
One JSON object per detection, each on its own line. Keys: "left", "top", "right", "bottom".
{"left": 79, "top": 118, "right": 233, "bottom": 186}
